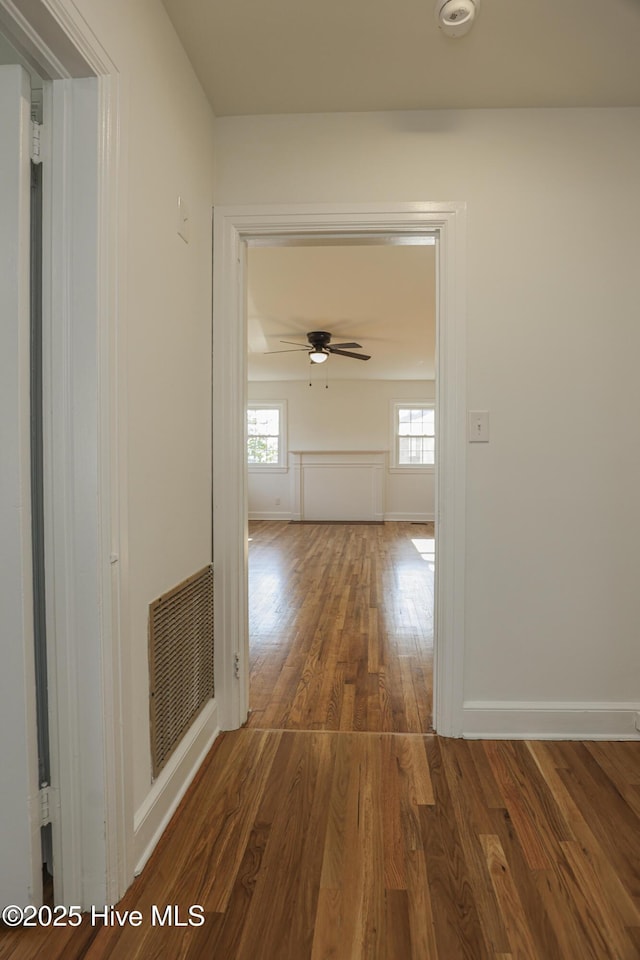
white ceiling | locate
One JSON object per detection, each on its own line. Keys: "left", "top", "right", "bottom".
{"left": 170, "top": 1, "right": 638, "bottom": 382}
{"left": 162, "top": 0, "right": 640, "bottom": 116}
{"left": 247, "top": 243, "right": 436, "bottom": 382}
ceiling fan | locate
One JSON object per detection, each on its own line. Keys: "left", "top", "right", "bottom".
{"left": 265, "top": 330, "right": 371, "bottom": 364}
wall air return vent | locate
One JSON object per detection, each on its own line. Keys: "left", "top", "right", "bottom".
{"left": 149, "top": 564, "right": 214, "bottom": 778}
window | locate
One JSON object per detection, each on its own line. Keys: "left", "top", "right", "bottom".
{"left": 391, "top": 402, "right": 435, "bottom": 468}
{"left": 247, "top": 402, "right": 287, "bottom": 470}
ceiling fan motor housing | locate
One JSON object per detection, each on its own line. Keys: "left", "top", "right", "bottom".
{"left": 307, "top": 331, "right": 332, "bottom": 349}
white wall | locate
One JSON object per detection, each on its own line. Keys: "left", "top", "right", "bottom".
{"left": 248, "top": 379, "right": 435, "bottom": 520}
{"left": 218, "top": 109, "right": 640, "bottom": 724}
{"left": 72, "top": 0, "right": 216, "bottom": 813}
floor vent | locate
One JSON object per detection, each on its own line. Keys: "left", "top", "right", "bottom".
{"left": 149, "top": 564, "right": 214, "bottom": 778}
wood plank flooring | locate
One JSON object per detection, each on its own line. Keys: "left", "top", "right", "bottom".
{"left": 2, "top": 731, "right": 639, "bottom": 959}
{"left": 3, "top": 521, "right": 639, "bottom": 958}
{"left": 247, "top": 521, "right": 434, "bottom": 732}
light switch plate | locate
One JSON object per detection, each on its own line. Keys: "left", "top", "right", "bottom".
{"left": 468, "top": 410, "right": 490, "bottom": 442}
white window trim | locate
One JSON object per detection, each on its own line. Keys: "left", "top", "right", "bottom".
{"left": 389, "top": 400, "right": 435, "bottom": 473}
{"left": 247, "top": 400, "right": 288, "bottom": 473}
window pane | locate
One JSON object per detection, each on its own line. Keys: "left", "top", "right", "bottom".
{"left": 248, "top": 435, "right": 279, "bottom": 464}
{"left": 397, "top": 409, "right": 413, "bottom": 434}
{"left": 248, "top": 408, "right": 279, "bottom": 436}
{"left": 398, "top": 407, "right": 434, "bottom": 436}
{"left": 398, "top": 437, "right": 414, "bottom": 463}
{"left": 398, "top": 436, "right": 434, "bottom": 465}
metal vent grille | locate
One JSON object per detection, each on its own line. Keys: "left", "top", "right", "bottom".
{"left": 149, "top": 564, "right": 214, "bottom": 778}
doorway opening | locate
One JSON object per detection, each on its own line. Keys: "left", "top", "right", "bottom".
{"left": 245, "top": 240, "right": 436, "bottom": 731}
{"left": 212, "top": 202, "right": 467, "bottom": 739}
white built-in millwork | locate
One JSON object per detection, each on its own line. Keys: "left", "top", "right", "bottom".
{"left": 290, "top": 451, "right": 386, "bottom": 522}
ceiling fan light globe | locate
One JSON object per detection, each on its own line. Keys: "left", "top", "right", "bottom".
{"left": 309, "top": 349, "right": 329, "bottom": 363}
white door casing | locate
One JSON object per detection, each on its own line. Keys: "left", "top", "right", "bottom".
{"left": 0, "top": 2, "right": 129, "bottom": 906}
{"left": 212, "top": 203, "right": 467, "bottom": 737}
{"left": 0, "top": 62, "right": 42, "bottom": 909}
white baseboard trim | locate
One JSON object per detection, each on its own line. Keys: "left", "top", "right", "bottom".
{"left": 384, "top": 512, "right": 435, "bottom": 522}
{"left": 463, "top": 700, "right": 640, "bottom": 740}
{"left": 249, "top": 511, "right": 436, "bottom": 523}
{"left": 133, "top": 699, "right": 220, "bottom": 875}
{"left": 248, "top": 510, "right": 291, "bottom": 521}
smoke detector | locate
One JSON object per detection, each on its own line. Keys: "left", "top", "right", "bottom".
{"left": 435, "top": 0, "right": 480, "bottom": 38}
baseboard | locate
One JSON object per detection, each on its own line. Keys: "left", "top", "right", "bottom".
{"left": 462, "top": 700, "right": 640, "bottom": 740}
{"left": 384, "top": 512, "right": 435, "bottom": 522}
{"left": 248, "top": 510, "right": 291, "bottom": 520}
{"left": 249, "top": 510, "right": 435, "bottom": 523}
{"left": 133, "top": 699, "right": 220, "bottom": 874}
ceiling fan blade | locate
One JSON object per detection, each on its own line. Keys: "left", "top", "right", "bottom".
{"left": 264, "top": 347, "right": 308, "bottom": 354}
{"left": 328, "top": 347, "right": 371, "bottom": 360}
{"left": 330, "top": 341, "right": 362, "bottom": 349}
{"left": 279, "top": 339, "right": 308, "bottom": 347}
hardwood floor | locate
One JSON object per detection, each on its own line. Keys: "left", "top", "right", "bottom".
{"left": 3, "top": 521, "right": 639, "bottom": 958}
{"left": 247, "top": 521, "right": 434, "bottom": 732}
{"left": 2, "top": 731, "right": 639, "bottom": 959}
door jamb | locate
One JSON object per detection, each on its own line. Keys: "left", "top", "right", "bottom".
{"left": 212, "top": 203, "right": 467, "bottom": 737}
{"left": 0, "top": 0, "right": 130, "bottom": 905}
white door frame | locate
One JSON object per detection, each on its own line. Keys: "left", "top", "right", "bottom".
{"left": 0, "top": 1, "right": 130, "bottom": 905}
{"left": 0, "top": 61, "right": 42, "bottom": 910}
{"left": 212, "top": 202, "right": 467, "bottom": 737}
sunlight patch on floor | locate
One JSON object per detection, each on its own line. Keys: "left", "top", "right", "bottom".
{"left": 411, "top": 537, "right": 435, "bottom": 571}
